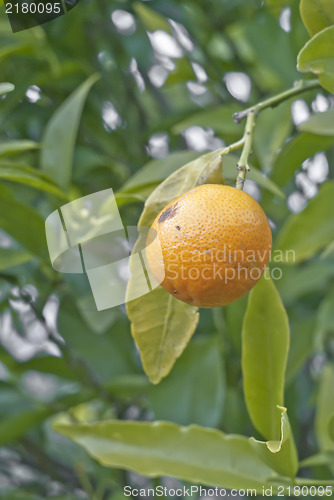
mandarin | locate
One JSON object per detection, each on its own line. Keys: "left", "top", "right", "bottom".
{"left": 145, "top": 184, "right": 272, "bottom": 308}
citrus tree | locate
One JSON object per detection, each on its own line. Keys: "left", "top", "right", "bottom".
{"left": 0, "top": 0, "right": 334, "bottom": 498}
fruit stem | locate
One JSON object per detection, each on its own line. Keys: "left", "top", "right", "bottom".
{"left": 233, "top": 78, "right": 320, "bottom": 124}
{"left": 236, "top": 109, "right": 256, "bottom": 190}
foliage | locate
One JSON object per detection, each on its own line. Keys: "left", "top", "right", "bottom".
{"left": 0, "top": 0, "right": 334, "bottom": 498}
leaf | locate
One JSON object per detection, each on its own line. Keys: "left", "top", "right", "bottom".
{"left": 314, "top": 287, "right": 334, "bottom": 351}
{"left": 122, "top": 151, "right": 284, "bottom": 200}
{"left": 0, "top": 248, "right": 32, "bottom": 271}
{"left": 0, "top": 161, "right": 68, "bottom": 198}
{"left": 297, "top": 26, "right": 334, "bottom": 94}
{"left": 315, "top": 364, "right": 334, "bottom": 451}
{"left": 126, "top": 150, "right": 225, "bottom": 384}
{"left": 148, "top": 336, "right": 225, "bottom": 427}
{"left": 252, "top": 103, "right": 292, "bottom": 171}
{"left": 276, "top": 260, "right": 334, "bottom": 305}
{"left": 121, "top": 151, "right": 199, "bottom": 193}
{"left": 298, "top": 109, "right": 334, "bottom": 135}
{"left": 0, "top": 185, "right": 48, "bottom": 260}
{"left": 40, "top": 74, "right": 100, "bottom": 190}
{"left": 250, "top": 406, "right": 298, "bottom": 478}
{"left": 300, "top": 451, "right": 334, "bottom": 468}
{"left": 0, "top": 82, "right": 14, "bottom": 96}
{"left": 300, "top": 0, "right": 334, "bottom": 36}
{"left": 242, "top": 275, "right": 290, "bottom": 440}
{"left": 53, "top": 419, "right": 283, "bottom": 491}
{"left": 275, "top": 182, "right": 334, "bottom": 263}
{"left": 172, "top": 105, "right": 243, "bottom": 137}
{"left": 271, "top": 132, "right": 334, "bottom": 187}
{"left": 286, "top": 316, "right": 316, "bottom": 384}
{"left": 133, "top": 2, "right": 171, "bottom": 33}
{"left": 0, "top": 140, "right": 39, "bottom": 157}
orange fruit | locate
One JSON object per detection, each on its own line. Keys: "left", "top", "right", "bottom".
{"left": 145, "top": 184, "right": 272, "bottom": 308}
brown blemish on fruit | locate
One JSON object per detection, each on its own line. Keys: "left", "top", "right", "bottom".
{"left": 158, "top": 203, "right": 179, "bottom": 223}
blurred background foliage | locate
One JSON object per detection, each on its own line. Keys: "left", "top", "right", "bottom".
{"left": 0, "top": 0, "right": 334, "bottom": 498}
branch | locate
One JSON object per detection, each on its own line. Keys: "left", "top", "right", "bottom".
{"left": 233, "top": 79, "right": 320, "bottom": 124}
{"left": 236, "top": 109, "right": 256, "bottom": 190}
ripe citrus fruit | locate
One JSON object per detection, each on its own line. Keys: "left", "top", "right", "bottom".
{"left": 145, "top": 184, "right": 272, "bottom": 308}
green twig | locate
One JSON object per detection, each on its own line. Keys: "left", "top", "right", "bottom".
{"left": 236, "top": 109, "right": 256, "bottom": 190}
{"left": 233, "top": 78, "right": 320, "bottom": 124}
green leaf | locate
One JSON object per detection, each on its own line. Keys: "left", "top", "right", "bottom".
{"left": 275, "top": 182, "right": 334, "bottom": 263}
{"left": 271, "top": 132, "right": 334, "bottom": 187}
{"left": 53, "top": 419, "right": 283, "bottom": 491}
{"left": 40, "top": 74, "right": 100, "bottom": 190}
{"left": 253, "top": 103, "right": 292, "bottom": 171}
{"left": 126, "top": 150, "right": 226, "bottom": 384}
{"left": 133, "top": 2, "right": 171, "bottom": 33}
{"left": 298, "top": 109, "right": 334, "bottom": 135}
{"left": 242, "top": 275, "right": 290, "bottom": 440}
{"left": 0, "top": 161, "right": 68, "bottom": 198}
{"left": 120, "top": 151, "right": 199, "bottom": 193}
{"left": 0, "top": 82, "right": 14, "bottom": 96}
{"left": 300, "top": 451, "right": 334, "bottom": 468}
{"left": 0, "top": 140, "right": 39, "bottom": 157}
{"left": 172, "top": 105, "right": 243, "bottom": 137}
{"left": 0, "top": 248, "right": 32, "bottom": 271}
{"left": 121, "top": 151, "right": 284, "bottom": 200}
{"left": 297, "top": 25, "right": 334, "bottom": 94}
{"left": 0, "top": 185, "right": 48, "bottom": 260}
{"left": 276, "top": 260, "right": 334, "bottom": 304}
{"left": 314, "top": 287, "right": 334, "bottom": 351}
{"left": 250, "top": 406, "right": 298, "bottom": 478}
{"left": 286, "top": 316, "right": 316, "bottom": 384}
{"left": 148, "top": 336, "right": 225, "bottom": 426}
{"left": 315, "top": 364, "right": 334, "bottom": 451}
{"left": 300, "top": 0, "right": 334, "bottom": 36}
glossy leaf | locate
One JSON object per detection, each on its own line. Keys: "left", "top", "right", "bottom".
{"left": 40, "top": 74, "right": 100, "bottom": 190}
{"left": 126, "top": 150, "right": 225, "bottom": 384}
{"left": 242, "top": 275, "right": 290, "bottom": 440}
{"left": 0, "top": 82, "right": 14, "bottom": 96}
{"left": 271, "top": 132, "right": 334, "bottom": 187}
{"left": 300, "top": 0, "right": 334, "bottom": 36}
{"left": 54, "top": 419, "right": 283, "bottom": 491}
{"left": 298, "top": 109, "right": 334, "bottom": 135}
{"left": 315, "top": 364, "right": 334, "bottom": 451}
{"left": 297, "top": 26, "right": 334, "bottom": 94}
{"left": 0, "top": 161, "right": 68, "bottom": 198}
{"left": 250, "top": 406, "right": 298, "bottom": 478}
{"left": 0, "top": 140, "right": 39, "bottom": 156}
{"left": 148, "top": 336, "right": 225, "bottom": 426}
{"left": 275, "top": 182, "right": 334, "bottom": 263}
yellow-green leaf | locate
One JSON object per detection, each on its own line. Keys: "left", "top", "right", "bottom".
{"left": 126, "top": 150, "right": 225, "bottom": 384}
{"left": 251, "top": 406, "right": 298, "bottom": 478}
{"left": 300, "top": 0, "right": 334, "bottom": 36}
{"left": 297, "top": 25, "right": 334, "bottom": 94}
{"left": 242, "top": 276, "right": 290, "bottom": 440}
{"left": 53, "top": 419, "right": 283, "bottom": 491}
